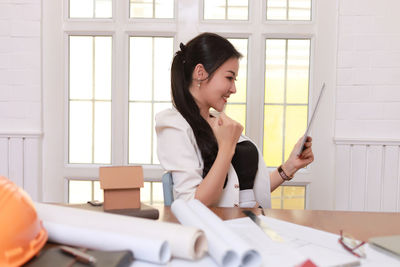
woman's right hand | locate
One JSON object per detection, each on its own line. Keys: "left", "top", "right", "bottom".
{"left": 209, "top": 112, "right": 243, "bottom": 155}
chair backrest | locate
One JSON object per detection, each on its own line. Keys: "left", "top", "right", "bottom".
{"left": 161, "top": 172, "right": 174, "bottom": 206}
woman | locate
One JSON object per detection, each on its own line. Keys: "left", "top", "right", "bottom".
{"left": 156, "top": 33, "right": 314, "bottom": 208}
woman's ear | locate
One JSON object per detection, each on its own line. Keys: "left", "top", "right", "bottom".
{"left": 192, "top": 63, "right": 208, "bottom": 81}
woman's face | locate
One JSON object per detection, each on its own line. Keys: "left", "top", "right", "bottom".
{"left": 199, "top": 57, "right": 239, "bottom": 112}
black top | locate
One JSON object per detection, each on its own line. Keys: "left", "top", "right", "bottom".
{"left": 231, "top": 140, "right": 259, "bottom": 190}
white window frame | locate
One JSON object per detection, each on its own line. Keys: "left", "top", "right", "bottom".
{"left": 43, "top": 0, "right": 337, "bottom": 209}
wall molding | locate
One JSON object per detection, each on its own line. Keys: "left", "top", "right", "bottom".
{"left": 334, "top": 137, "right": 400, "bottom": 146}
{"left": 0, "top": 131, "right": 42, "bottom": 138}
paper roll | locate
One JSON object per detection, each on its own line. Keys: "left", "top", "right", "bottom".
{"left": 171, "top": 199, "right": 239, "bottom": 267}
{"left": 43, "top": 221, "right": 169, "bottom": 264}
{"left": 35, "top": 203, "right": 207, "bottom": 262}
{"left": 188, "top": 200, "right": 261, "bottom": 267}
{"left": 171, "top": 199, "right": 262, "bottom": 267}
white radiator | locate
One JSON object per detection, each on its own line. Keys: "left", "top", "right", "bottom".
{"left": 335, "top": 138, "right": 400, "bottom": 212}
{"left": 0, "top": 133, "right": 41, "bottom": 201}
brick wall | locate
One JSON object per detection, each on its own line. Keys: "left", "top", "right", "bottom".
{"left": 335, "top": 0, "right": 400, "bottom": 139}
{"left": 0, "top": 0, "right": 41, "bottom": 132}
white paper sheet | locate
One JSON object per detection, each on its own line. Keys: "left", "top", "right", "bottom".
{"left": 256, "top": 215, "right": 400, "bottom": 267}
{"left": 35, "top": 202, "right": 208, "bottom": 263}
{"left": 171, "top": 199, "right": 262, "bottom": 267}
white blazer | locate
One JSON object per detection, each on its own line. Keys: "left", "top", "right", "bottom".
{"left": 155, "top": 108, "right": 271, "bottom": 208}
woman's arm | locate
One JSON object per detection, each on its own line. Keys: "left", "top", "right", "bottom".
{"left": 270, "top": 136, "right": 314, "bottom": 192}
{"left": 194, "top": 113, "right": 243, "bottom": 206}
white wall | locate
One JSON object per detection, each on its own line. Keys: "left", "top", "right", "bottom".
{"left": 336, "top": 0, "right": 400, "bottom": 138}
{"left": 0, "top": 0, "right": 41, "bottom": 132}
{"left": 334, "top": 0, "right": 400, "bottom": 211}
{"left": 0, "top": 0, "right": 42, "bottom": 200}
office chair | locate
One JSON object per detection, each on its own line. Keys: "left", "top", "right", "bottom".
{"left": 162, "top": 172, "right": 174, "bottom": 206}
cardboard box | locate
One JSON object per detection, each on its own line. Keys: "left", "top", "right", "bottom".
{"left": 99, "top": 166, "right": 144, "bottom": 210}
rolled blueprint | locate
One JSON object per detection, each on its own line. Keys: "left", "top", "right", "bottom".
{"left": 171, "top": 199, "right": 239, "bottom": 267}
{"left": 188, "top": 200, "right": 261, "bottom": 267}
{"left": 35, "top": 203, "right": 207, "bottom": 262}
{"left": 171, "top": 199, "right": 261, "bottom": 267}
{"left": 43, "top": 221, "right": 169, "bottom": 264}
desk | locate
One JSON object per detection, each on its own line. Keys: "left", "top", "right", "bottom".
{"left": 158, "top": 206, "right": 400, "bottom": 241}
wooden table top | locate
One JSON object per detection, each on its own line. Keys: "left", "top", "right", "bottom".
{"left": 158, "top": 206, "right": 400, "bottom": 242}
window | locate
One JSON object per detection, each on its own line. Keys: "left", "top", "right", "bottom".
{"left": 130, "top": 0, "right": 174, "bottom": 18}
{"left": 203, "top": 0, "right": 249, "bottom": 20}
{"left": 266, "top": 0, "right": 312, "bottom": 21}
{"left": 69, "top": 36, "right": 112, "bottom": 164}
{"left": 45, "top": 0, "right": 337, "bottom": 209}
{"left": 128, "top": 36, "right": 174, "bottom": 164}
{"left": 69, "top": 0, "right": 112, "bottom": 18}
{"left": 264, "top": 39, "right": 311, "bottom": 167}
{"left": 271, "top": 185, "right": 306, "bottom": 209}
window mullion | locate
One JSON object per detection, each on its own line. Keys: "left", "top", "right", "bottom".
{"left": 111, "top": 2, "right": 126, "bottom": 165}
{"left": 246, "top": 0, "right": 264, "bottom": 148}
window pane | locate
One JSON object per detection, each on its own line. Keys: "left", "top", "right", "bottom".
{"left": 69, "top": 101, "right": 93, "bottom": 163}
{"left": 70, "top": 0, "right": 93, "bottom": 18}
{"left": 225, "top": 104, "right": 246, "bottom": 134}
{"left": 70, "top": 0, "right": 112, "bottom": 18}
{"left": 271, "top": 185, "right": 306, "bottom": 209}
{"left": 284, "top": 105, "right": 307, "bottom": 161}
{"left": 130, "top": 37, "right": 153, "bottom": 101}
{"left": 154, "top": 38, "right": 173, "bottom": 101}
{"left": 153, "top": 103, "right": 172, "bottom": 164}
{"left": 267, "top": 0, "right": 287, "bottom": 20}
{"left": 264, "top": 38, "right": 310, "bottom": 167}
{"left": 265, "top": 39, "right": 286, "bottom": 103}
{"left": 288, "top": 0, "right": 311, "bottom": 20}
{"left": 227, "top": 0, "right": 248, "bottom": 20}
{"left": 129, "top": 103, "right": 152, "bottom": 164}
{"left": 283, "top": 185, "right": 305, "bottom": 197}
{"left": 227, "top": 38, "right": 247, "bottom": 103}
{"left": 152, "top": 182, "right": 164, "bottom": 203}
{"left": 286, "top": 40, "right": 310, "bottom": 104}
{"left": 130, "top": 0, "right": 153, "bottom": 18}
{"left": 129, "top": 36, "right": 173, "bottom": 165}
{"left": 271, "top": 198, "right": 282, "bottom": 208}
{"left": 130, "top": 0, "right": 174, "bottom": 18}
{"left": 204, "top": 0, "right": 226, "bottom": 20}
{"left": 94, "top": 102, "right": 111, "bottom": 164}
{"left": 95, "top": 36, "right": 112, "bottom": 100}
{"left": 155, "top": 0, "right": 174, "bottom": 18}
{"left": 204, "top": 0, "right": 248, "bottom": 20}
{"left": 283, "top": 198, "right": 305, "bottom": 209}
{"left": 93, "top": 181, "right": 104, "bottom": 201}
{"left": 69, "top": 180, "right": 92, "bottom": 204}
{"left": 263, "top": 105, "right": 283, "bottom": 167}
{"left": 267, "top": 0, "right": 311, "bottom": 21}
{"left": 95, "top": 0, "right": 112, "bottom": 18}
{"left": 70, "top": 36, "right": 93, "bottom": 100}
{"left": 141, "top": 182, "right": 151, "bottom": 203}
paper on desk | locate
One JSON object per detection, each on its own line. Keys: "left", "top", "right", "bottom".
{"left": 171, "top": 199, "right": 262, "bottom": 267}
{"left": 226, "top": 215, "right": 400, "bottom": 267}
{"left": 35, "top": 203, "right": 208, "bottom": 263}
{"left": 128, "top": 212, "right": 400, "bottom": 267}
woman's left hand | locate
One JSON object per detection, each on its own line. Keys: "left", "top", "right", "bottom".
{"left": 282, "top": 136, "right": 314, "bottom": 177}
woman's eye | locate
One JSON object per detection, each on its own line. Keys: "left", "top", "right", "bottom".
{"left": 227, "top": 77, "right": 234, "bottom": 80}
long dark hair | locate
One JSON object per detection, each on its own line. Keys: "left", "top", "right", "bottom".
{"left": 171, "top": 33, "right": 242, "bottom": 178}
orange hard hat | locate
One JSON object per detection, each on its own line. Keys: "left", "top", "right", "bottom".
{"left": 0, "top": 176, "right": 48, "bottom": 267}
